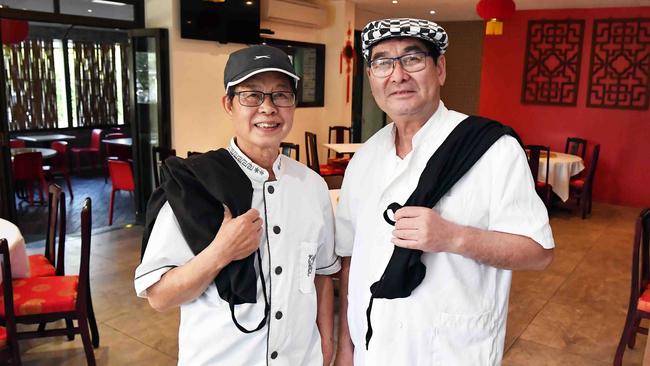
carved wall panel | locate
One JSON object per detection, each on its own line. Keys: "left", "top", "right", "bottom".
{"left": 521, "top": 20, "right": 585, "bottom": 106}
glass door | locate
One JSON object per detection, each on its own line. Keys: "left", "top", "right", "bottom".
{"left": 127, "top": 28, "right": 171, "bottom": 222}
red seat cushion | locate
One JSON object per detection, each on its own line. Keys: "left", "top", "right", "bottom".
{"left": 570, "top": 178, "right": 585, "bottom": 189}
{"left": 319, "top": 164, "right": 345, "bottom": 176}
{"left": 0, "top": 276, "right": 79, "bottom": 316}
{"left": 28, "top": 255, "right": 56, "bottom": 277}
{"left": 327, "top": 157, "right": 350, "bottom": 167}
{"left": 535, "top": 181, "right": 549, "bottom": 189}
{"left": 0, "top": 326, "right": 6, "bottom": 347}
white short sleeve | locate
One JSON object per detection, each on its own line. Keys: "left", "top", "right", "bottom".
{"left": 334, "top": 163, "right": 357, "bottom": 258}
{"left": 315, "top": 180, "right": 341, "bottom": 275}
{"left": 134, "top": 202, "right": 195, "bottom": 297}
{"left": 486, "top": 136, "right": 555, "bottom": 249}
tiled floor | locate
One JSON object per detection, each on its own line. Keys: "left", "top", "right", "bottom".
{"left": 13, "top": 202, "right": 648, "bottom": 365}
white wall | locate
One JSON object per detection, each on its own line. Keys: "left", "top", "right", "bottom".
{"left": 144, "top": 0, "right": 355, "bottom": 163}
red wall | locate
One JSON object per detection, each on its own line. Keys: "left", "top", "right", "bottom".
{"left": 479, "top": 7, "right": 650, "bottom": 207}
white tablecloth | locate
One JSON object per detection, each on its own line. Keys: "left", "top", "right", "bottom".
{"left": 538, "top": 152, "right": 585, "bottom": 202}
{"left": 0, "top": 218, "right": 31, "bottom": 281}
{"left": 323, "top": 143, "right": 363, "bottom": 154}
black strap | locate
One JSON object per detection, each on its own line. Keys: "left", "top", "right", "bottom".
{"left": 229, "top": 248, "right": 270, "bottom": 333}
{"left": 382, "top": 202, "right": 403, "bottom": 226}
{"left": 365, "top": 295, "right": 375, "bottom": 349}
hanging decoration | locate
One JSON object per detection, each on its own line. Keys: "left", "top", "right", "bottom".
{"left": 1, "top": 18, "right": 29, "bottom": 44}
{"left": 340, "top": 22, "right": 355, "bottom": 104}
{"left": 476, "top": 0, "right": 515, "bottom": 35}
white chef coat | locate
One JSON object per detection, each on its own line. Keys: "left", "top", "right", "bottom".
{"left": 135, "top": 139, "right": 340, "bottom": 366}
{"left": 335, "top": 102, "right": 554, "bottom": 366}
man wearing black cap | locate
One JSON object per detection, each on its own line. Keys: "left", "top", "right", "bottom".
{"left": 334, "top": 19, "right": 554, "bottom": 365}
{"left": 135, "top": 45, "right": 339, "bottom": 365}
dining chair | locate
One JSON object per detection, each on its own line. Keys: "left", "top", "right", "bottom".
{"left": 0, "top": 198, "right": 97, "bottom": 365}
{"left": 564, "top": 137, "right": 587, "bottom": 159}
{"left": 28, "top": 184, "right": 66, "bottom": 279}
{"left": 305, "top": 132, "right": 345, "bottom": 176}
{"left": 12, "top": 152, "right": 48, "bottom": 205}
{"left": 152, "top": 146, "right": 177, "bottom": 187}
{"left": 46, "top": 141, "right": 73, "bottom": 199}
{"left": 0, "top": 238, "right": 21, "bottom": 365}
{"left": 614, "top": 208, "right": 650, "bottom": 366}
{"left": 524, "top": 144, "right": 551, "bottom": 207}
{"left": 279, "top": 142, "right": 299, "bottom": 161}
{"left": 108, "top": 160, "right": 135, "bottom": 226}
{"left": 103, "top": 132, "right": 130, "bottom": 183}
{"left": 569, "top": 144, "right": 600, "bottom": 219}
{"left": 71, "top": 129, "right": 103, "bottom": 175}
{"left": 9, "top": 139, "right": 25, "bottom": 148}
{"left": 327, "top": 125, "right": 353, "bottom": 164}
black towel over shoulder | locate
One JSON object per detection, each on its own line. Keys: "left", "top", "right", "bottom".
{"left": 365, "top": 116, "right": 522, "bottom": 349}
{"left": 141, "top": 148, "right": 269, "bottom": 333}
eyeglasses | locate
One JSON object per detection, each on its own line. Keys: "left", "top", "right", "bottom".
{"left": 368, "top": 51, "right": 430, "bottom": 78}
{"left": 235, "top": 90, "right": 296, "bottom": 107}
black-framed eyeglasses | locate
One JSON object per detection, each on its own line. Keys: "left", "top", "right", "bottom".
{"left": 368, "top": 51, "right": 430, "bottom": 78}
{"left": 235, "top": 90, "right": 296, "bottom": 107}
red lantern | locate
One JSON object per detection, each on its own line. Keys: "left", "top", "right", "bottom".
{"left": 1, "top": 19, "right": 29, "bottom": 44}
{"left": 476, "top": 0, "right": 516, "bottom": 35}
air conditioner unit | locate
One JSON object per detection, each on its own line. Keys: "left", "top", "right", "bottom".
{"left": 261, "top": 0, "right": 327, "bottom": 28}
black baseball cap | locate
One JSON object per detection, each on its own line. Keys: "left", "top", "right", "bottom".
{"left": 224, "top": 45, "right": 300, "bottom": 92}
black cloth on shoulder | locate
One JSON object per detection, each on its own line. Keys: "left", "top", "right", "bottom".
{"left": 365, "top": 116, "right": 522, "bottom": 349}
{"left": 141, "top": 148, "right": 269, "bottom": 333}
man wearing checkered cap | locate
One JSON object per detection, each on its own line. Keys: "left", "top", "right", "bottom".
{"left": 334, "top": 18, "right": 554, "bottom": 365}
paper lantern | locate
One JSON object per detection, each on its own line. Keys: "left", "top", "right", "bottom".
{"left": 1, "top": 19, "right": 29, "bottom": 44}
{"left": 476, "top": 0, "right": 516, "bottom": 35}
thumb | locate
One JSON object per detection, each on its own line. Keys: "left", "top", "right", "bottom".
{"left": 222, "top": 204, "right": 233, "bottom": 222}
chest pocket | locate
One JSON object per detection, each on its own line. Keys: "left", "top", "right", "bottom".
{"left": 299, "top": 241, "right": 318, "bottom": 293}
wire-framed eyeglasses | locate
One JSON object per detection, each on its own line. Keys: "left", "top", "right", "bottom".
{"left": 368, "top": 51, "right": 430, "bottom": 78}
{"left": 235, "top": 90, "right": 296, "bottom": 107}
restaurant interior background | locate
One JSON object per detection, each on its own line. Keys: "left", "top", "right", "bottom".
{"left": 0, "top": 0, "right": 649, "bottom": 365}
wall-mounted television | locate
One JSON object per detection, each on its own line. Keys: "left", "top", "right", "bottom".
{"left": 180, "top": 0, "right": 260, "bottom": 44}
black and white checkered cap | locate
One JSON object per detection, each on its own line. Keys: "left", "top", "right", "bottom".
{"left": 361, "top": 18, "right": 448, "bottom": 61}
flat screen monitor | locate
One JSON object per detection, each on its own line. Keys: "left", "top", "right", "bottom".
{"left": 180, "top": 0, "right": 260, "bottom": 44}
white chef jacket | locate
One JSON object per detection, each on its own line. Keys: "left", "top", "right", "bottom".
{"left": 335, "top": 102, "right": 554, "bottom": 366}
{"left": 135, "top": 139, "right": 340, "bottom": 366}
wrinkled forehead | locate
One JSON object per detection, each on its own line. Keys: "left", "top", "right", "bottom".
{"left": 369, "top": 37, "right": 429, "bottom": 59}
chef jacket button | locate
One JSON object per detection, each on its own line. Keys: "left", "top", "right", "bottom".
{"left": 275, "top": 311, "right": 283, "bottom": 320}
{"left": 273, "top": 226, "right": 281, "bottom": 234}
{"left": 275, "top": 266, "right": 282, "bottom": 275}
{"left": 267, "top": 185, "right": 275, "bottom": 194}
{"left": 271, "top": 351, "right": 278, "bottom": 359}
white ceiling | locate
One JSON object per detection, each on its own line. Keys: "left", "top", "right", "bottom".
{"left": 352, "top": 0, "right": 650, "bottom": 21}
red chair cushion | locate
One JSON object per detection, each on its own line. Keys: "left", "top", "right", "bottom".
{"left": 0, "top": 326, "right": 6, "bottom": 347}
{"left": 638, "top": 286, "right": 650, "bottom": 313}
{"left": 28, "top": 254, "right": 56, "bottom": 277}
{"left": 535, "top": 181, "right": 549, "bottom": 189}
{"left": 570, "top": 178, "right": 585, "bottom": 189}
{"left": 319, "top": 164, "right": 345, "bottom": 176}
{"left": 327, "top": 157, "right": 350, "bottom": 167}
{"left": 0, "top": 276, "right": 79, "bottom": 316}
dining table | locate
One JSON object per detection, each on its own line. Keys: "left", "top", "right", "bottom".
{"left": 323, "top": 143, "right": 363, "bottom": 154}
{"left": 102, "top": 137, "right": 132, "bottom": 147}
{"left": 538, "top": 152, "right": 584, "bottom": 202}
{"left": 15, "top": 134, "right": 75, "bottom": 146}
{"left": 0, "top": 218, "right": 31, "bottom": 281}
{"left": 10, "top": 147, "right": 58, "bottom": 159}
